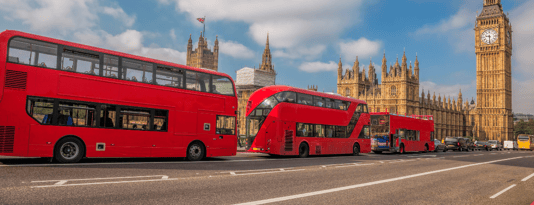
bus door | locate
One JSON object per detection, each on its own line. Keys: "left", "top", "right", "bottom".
{"left": 390, "top": 134, "right": 400, "bottom": 153}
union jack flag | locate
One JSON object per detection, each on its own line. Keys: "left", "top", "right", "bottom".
{"left": 196, "top": 18, "right": 205, "bottom": 23}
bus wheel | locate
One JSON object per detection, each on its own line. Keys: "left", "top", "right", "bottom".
{"left": 374, "top": 151, "right": 382, "bottom": 154}
{"left": 298, "top": 143, "right": 309, "bottom": 158}
{"left": 423, "top": 144, "right": 428, "bottom": 153}
{"left": 54, "top": 137, "right": 85, "bottom": 163}
{"left": 353, "top": 144, "right": 360, "bottom": 156}
{"left": 187, "top": 142, "right": 205, "bottom": 161}
{"left": 399, "top": 145, "right": 405, "bottom": 154}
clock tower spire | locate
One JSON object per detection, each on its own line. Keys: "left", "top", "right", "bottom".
{"left": 475, "top": 0, "right": 513, "bottom": 141}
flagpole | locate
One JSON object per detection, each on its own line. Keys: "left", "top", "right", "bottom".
{"left": 203, "top": 16, "right": 206, "bottom": 37}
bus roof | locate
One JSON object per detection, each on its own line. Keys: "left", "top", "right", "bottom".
{"left": 0, "top": 30, "right": 233, "bottom": 80}
{"left": 370, "top": 112, "right": 434, "bottom": 120}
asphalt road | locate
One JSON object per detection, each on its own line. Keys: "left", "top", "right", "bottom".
{"left": 1, "top": 150, "right": 533, "bottom": 205}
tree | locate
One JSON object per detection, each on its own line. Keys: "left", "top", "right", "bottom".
{"left": 514, "top": 120, "right": 533, "bottom": 137}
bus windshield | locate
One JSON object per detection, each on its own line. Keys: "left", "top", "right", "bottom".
{"left": 518, "top": 135, "right": 529, "bottom": 141}
{"left": 371, "top": 115, "right": 389, "bottom": 136}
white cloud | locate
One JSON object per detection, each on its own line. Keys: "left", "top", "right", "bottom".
{"left": 339, "top": 38, "right": 382, "bottom": 62}
{"left": 165, "top": 0, "right": 365, "bottom": 59}
{"left": 414, "top": 1, "right": 479, "bottom": 53}
{"left": 0, "top": 0, "right": 136, "bottom": 34}
{"left": 219, "top": 40, "right": 254, "bottom": 59}
{"left": 102, "top": 6, "right": 136, "bottom": 27}
{"left": 170, "top": 29, "right": 177, "bottom": 41}
{"left": 272, "top": 45, "right": 326, "bottom": 60}
{"left": 298, "top": 61, "right": 338, "bottom": 73}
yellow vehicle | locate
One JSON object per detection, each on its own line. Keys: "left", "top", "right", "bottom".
{"left": 517, "top": 134, "right": 534, "bottom": 151}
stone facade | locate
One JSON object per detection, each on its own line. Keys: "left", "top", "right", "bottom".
{"left": 336, "top": 0, "right": 513, "bottom": 141}
{"left": 186, "top": 33, "right": 219, "bottom": 71}
{"left": 236, "top": 34, "right": 276, "bottom": 136}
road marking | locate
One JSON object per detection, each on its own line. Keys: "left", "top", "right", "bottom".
{"left": 490, "top": 184, "right": 516, "bottom": 199}
{"left": 521, "top": 173, "right": 534, "bottom": 182}
{"left": 453, "top": 155, "right": 469, "bottom": 158}
{"left": 228, "top": 169, "right": 305, "bottom": 176}
{"left": 31, "top": 175, "right": 168, "bottom": 183}
{"left": 31, "top": 175, "right": 171, "bottom": 188}
{"left": 407, "top": 155, "right": 435, "bottom": 158}
{"left": 474, "top": 154, "right": 484, "bottom": 156}
{"left": 234, "top": 156, "right": 524, "bottom": 205}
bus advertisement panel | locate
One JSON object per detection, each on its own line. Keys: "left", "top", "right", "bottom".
{"left": 245, "top": 85, "right": 371, "bottom": 157}
{"left": 370, "top": 113, "right": 435, "bottom": 154}
{"left": 0, "top": 30, "right": 237, "bottom": 162}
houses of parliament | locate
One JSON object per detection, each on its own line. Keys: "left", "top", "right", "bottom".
{"left": 187, "top": 0, "right": 514, "bottom": 141}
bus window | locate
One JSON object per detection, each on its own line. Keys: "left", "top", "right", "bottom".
{"left": 335, "top": 100, "right": 349, "bottom": 110}
{"left": 156, "top": 67, "right": 183, "bottom": 88}
{"left": 314, "top": 96, "right": 325, "bottom": 107}
{"left": 103, "top": 55, "right": 119, "bottom": 78}
{"left": 335, "top": 126, "right": 346, "bottom": 138}
{"left": 8, "top": 37, "right": 58, "bottom": 69}
{"left": 59, "top": 101, "right": 97, "bottom": 127}
{"left": 297, "top": 94, "right": 313, "bottom": 106}
{"left": 27, "top": 97, "right": 54, "bottom": 124}
{"left": 186, "top": 71, "right": 211, "bottom": 92}
{"left": 398, "top": 129, "right": 406, "bottom": 139}
{"left": 61, "top": 49, "right": 100, "bottom": 75}
{"left": 275, "top": 92, "right": 296, "bottom": 103}
{"left": 296, "top": 123, "right": 313, "bottom": 137}
{"left": 358, "top": 125, "right": 370, "bottom": 139}
{"left": 325, "top": 99, "right": 333, "bottom": 108}
{"left": 154, "top": 110, "right": 168, "bottom": 131}
{"left": 216, "top": 116, "right": 236, "bottom": 135}
{"left": 363, "top": 104, "right": 369, "bottom": 113}
{"left": 99, "top": 105, "right": 117, "bottom": 128}
{"left": 122, "top": 59, "right": 153, "bottom": 83}
{"left": 325, "top": 125, "right": 334, "bottom": 138}
{"left": 315, "top": 125, "right": 325, "bottom": 137}
{"left": 212, "top": 75, "right": 235, "bottom": 96}
{"left": 120, "top": 107, "right": 151, "bottom": 130}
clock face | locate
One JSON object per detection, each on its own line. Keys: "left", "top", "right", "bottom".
{"left": 481, "top": 29, "right": 498, "bottom": 44}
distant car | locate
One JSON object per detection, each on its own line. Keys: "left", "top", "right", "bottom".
{"left": 474, "top": 141, "right": 488, "bottom": 151}
{"left": 434, "top": 139, "right": 446, "bottom": 152}
{"left": 461, "top": 137, "right": 476, "bottom": 151}
{"left": 503, "top": 140, "right": 517, "bottom": 150}
{"left": 487, "top": 140, "right": 503, "bottom": 151}
{"left": 444, "top": 137, "right": 471, "bottom": 151}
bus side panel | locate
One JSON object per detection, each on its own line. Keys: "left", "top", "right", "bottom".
{"left": 0, "top": 37, "right": 5, "bottom": 102}
{"left": 1, "top": 88, "right": 30, "bottom": 157}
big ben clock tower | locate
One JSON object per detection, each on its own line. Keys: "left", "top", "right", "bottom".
{"left": 475, "top": 0, "right": 513, "bottom": 141}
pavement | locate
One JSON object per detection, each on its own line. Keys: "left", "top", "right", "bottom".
{"left": 1, "top": 150, "right": 533, "bottom": 204}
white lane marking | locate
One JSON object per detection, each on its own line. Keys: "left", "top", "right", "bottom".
{"left": 453, "top": 155, "right": 469, "bottom": 158}
{"left": 55, "top": 180, "right": 67, "bottom": 185}
{"left": 229, "top": 169, "right": 305, "bottom": 176}
{"left": 32, "top": 178, "right": 181, "bottom": 188}
{"left": 334, "top": 163, "right": 374, "bottom": 168}
{"left": 474, "top": 154, "right": 484, "bottom": 156}
{"left": 234, "top": 156, "right": 524, "bottom": 205}
{"left": 521, "top": 173, "right": 534, "bottom": 182}
{"left": 379, "top": 161, "right": 384, "bottom": 164}
{"left": 31, "top": 175, "right": 168, "bottom": 183}
{"left": 490, "top": 184, "right": 516, "bottom": 199}
{"left": 407, "top": 155, "right": 436, "bottom": 158}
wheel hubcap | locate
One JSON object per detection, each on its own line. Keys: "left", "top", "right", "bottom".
{"left": 60, "top": 142, "right": 79, "bottom": 160}
{"left": 189, "top": 145, "right": 201, "bottom": 159}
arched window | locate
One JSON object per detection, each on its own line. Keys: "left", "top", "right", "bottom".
{"left": 391, "top": 86, "right": 396, "bottom": 96}
{"left": 345, "top": 88, "right": 350, "bottom": 96}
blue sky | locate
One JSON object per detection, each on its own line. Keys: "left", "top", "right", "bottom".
{"left": 0, "top": 0, "right": 533, "bottom": 113}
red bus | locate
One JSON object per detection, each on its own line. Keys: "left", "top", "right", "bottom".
{"left": 245, "top": 85, "right": 371, "bottom": 157}
{"left": 0, "top": 30, "right": 238, "bottom": 162}
{"left": 370, "top": 112, "right": 435, "bottom": 154}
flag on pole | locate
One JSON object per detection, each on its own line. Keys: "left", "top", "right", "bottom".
{"left": 196, "top": 17, "right": 205, "bottom": 23}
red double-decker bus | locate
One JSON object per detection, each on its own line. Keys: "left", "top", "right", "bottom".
{"left": 0, "top": 30, "right": 238, "bottom": 162}
{"left": 370, "top": 112, "right": 435, "bottom": 154}
{"left": 245, "top": 85, "right": 371, "bottom": 157}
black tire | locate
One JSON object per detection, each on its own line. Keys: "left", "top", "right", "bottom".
{"left": 353, "top": 143, "right": 360, "bottom": 156}
{"left": 54, "top": 137, "right": 85, "bottom": 163}
{"left": 399, "top": 144, "right": 405, "bottom": 154}
{"left": 423, "top": 145, "right": 428, "bottom": 153}
{"left": 374, "top": 151, "right": 382, "bottom": 154}
{"left": 299, "top": 143, "right": 309, "bottom": 158}
{"left": 187, "top": 142, "right": 205, "bottom": 161}
{"left": 443, "top": 148, "right": 447, "bottom": 152}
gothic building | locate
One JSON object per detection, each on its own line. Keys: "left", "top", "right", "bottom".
{"left": 186, "top": 33, "right": 219, "bottom": 71}
{"left": 336, "top": 0, "right": 513, "bottom": 141}
{"left": 235, "top": 34, "right": 277, "bottom": 135}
